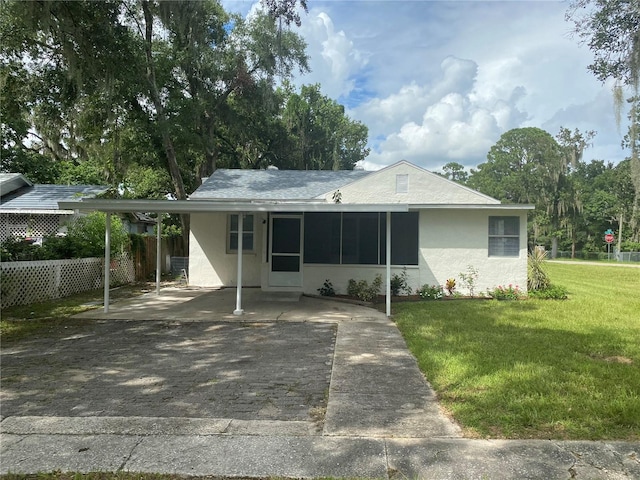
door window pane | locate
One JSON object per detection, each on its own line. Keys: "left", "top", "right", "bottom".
{"left": 272, "top": 217, "right": 300, "bottom": 254}
{"left": 272, "top": 255, "right": 300, "bottom": 272}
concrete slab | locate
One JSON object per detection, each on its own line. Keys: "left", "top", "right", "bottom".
{"left": 124, "top": 435, "right": 388, "bottom": 478}
{"left": 385, "top": 438, "right": 640, "bottom": 480}
{"left": 325, "top": 393, "right": 459, "bottom": 438}
{"left": 0, "top": 434, "right": 141, "bottom": 474}
{"left": 0, "top": 415, "right": 319, "bottom": 437}
{"left": 74, "top": 287, "right": 381, "bottom": 323}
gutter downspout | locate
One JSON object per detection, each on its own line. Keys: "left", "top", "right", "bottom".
{"left": 234, "top": 213, "right": 244, "bottom": 315}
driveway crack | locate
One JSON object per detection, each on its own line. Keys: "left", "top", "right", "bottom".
{"left": 118, "top": 436, "right": 144, "bottom": 472}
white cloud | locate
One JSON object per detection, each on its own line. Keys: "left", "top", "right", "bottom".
{"left": 222, "top": 1, "right": 630, "bottom": 171}
{"left": 357, "top": 56, "right": 526, "bottom": 170}
{"left": 295, "top": 9, "right": 368, "bottom": 100}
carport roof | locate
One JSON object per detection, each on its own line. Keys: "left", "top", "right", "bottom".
{"left": 57, "top": 198, "right": 410, "bottom": 213}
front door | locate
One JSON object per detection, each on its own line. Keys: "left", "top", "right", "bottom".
{"left": 269, "top": 215, "right": 303, "bottom": 287}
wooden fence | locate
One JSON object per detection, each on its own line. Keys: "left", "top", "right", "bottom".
{"left": 131, "top": 235, "right": 187, "bottom": 281}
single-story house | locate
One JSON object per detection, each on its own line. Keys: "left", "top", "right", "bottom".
{"left": 188, "top": 160, "right": 533, "bottom": 297}
{"left": 59, "top": 160, "right": 533, "bottom": 316}
{"left": 0, "top": 173, "right": 108, "bottom": 243}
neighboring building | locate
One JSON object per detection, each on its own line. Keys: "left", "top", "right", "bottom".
{"left": 188, "top": 161, "right": 533, "bottom": 296}
{"left": 122, "top": 212, "right": 156, "bottom": 235}
{"left": 0, "top": 173, "right": 108, "bottom": 243}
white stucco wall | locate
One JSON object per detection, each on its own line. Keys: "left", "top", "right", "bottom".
{"left": 328, "top": 161, "right": 500, "bottom": 205}
{"left": 189, "top": 212, "right": 263, "bottom": 287}
{"left": 418, "top": 209, "right": 528, "bottom": 294}
{"left": 189, "top": 208, "right": 528, "bottom": 296}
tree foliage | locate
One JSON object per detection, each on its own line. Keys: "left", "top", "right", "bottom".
{"left": 0, "top": 0, "right": 369, "bottom": 246}
{"left": 566, "top": 0, "right": 640, "bottom": 237}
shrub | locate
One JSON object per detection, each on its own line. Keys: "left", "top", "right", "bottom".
{"left": 347, "top": 275, "right": 383, "bottom": 302}
{"left": 445, "top": 278, "right": 456, "bottom": 296}
{"left": 459, "top": 265, "right": 479, "bottom": 297}
{"left": 317, "top": 279, "right": 336, "bottom": 296}
{"left": 529, "top": 284, "right": 568, "bottom": 300}
{"left": 390, "top": 267, "right": 412, "bottom": 296}
{"left": 66, "top": 212, "right": 129, "bottom": 258}
{"left": 488, "top": 284, "right": 523, "bottom": 300}
{"left": 418, "top": 284, "right": 443, "bottom": 300}
{"left": 528, "top": 248, "right": 550, "bottom": 291}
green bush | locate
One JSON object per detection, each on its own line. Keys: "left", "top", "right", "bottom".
{"left": 66, "top": 212, "right": 129, "bottom": 257}
{"left": 418, "top": 284, "right": 443, "bottom": 300}
{"left": 0, "top": 212, "right": 129, "bottom": 262}
{"left": 347, "top": 275, "right": 383, "bottom": 302}
{"left": 528, "top": 248, "right": 550, "bottom": 291}
{"left": 528, "top": 284, "right": 569, "bottom": 300}
{"left": 317, "top": 279, "right": 335, "bottom": 296}
{"left": 390, "top": 267, "right": 412, "bottom": 296}
{"left": 488, "top": 284, "right": 523, "bottom": 300}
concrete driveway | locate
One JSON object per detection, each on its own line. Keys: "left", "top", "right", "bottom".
{"left": 3, "top": 288, "right": 638, "bottom": 478}
{"left": 1, "top": 287, "right": 460, "bottom": 438}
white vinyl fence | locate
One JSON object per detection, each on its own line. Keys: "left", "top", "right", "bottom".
{"left": 1, "top": 254, "right": 134, "bottom": 308}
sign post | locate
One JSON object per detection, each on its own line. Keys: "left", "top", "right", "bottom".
{"left": 604, "top": 229, "right": 615, "bottom": 260}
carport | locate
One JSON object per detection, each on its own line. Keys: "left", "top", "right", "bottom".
{"left": 58, "top": 198, "right": 407, "bottom": 317}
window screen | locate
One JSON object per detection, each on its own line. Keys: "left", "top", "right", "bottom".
{"left": 488, "top": 216, "right": 520, "bottom": 257}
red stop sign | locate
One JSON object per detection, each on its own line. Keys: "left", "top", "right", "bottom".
{"left": 605, "top": 233, "right": 615, "bottom": 243}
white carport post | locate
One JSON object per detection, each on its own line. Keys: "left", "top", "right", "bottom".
{"left": 233, "top": 213, "right": 244, "bottom": 315}
{"left": 156, "top": 214, "right": 162, "bottom": 295}
{"left": 104, "top": 212, "right": 111, "bottom": 313}
{"left": 386, "top": 211, "right": 391, "bottom": 317}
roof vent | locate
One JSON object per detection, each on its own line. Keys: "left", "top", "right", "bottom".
{"left": 267, "top": 165, "right": 279, "bottom": 170}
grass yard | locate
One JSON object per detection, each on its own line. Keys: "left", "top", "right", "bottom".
{"left": 393, "top": 262, "right": 640, "bottom": 440}
{"left": 0, "top": 283, "right": 157, "bottom": 342}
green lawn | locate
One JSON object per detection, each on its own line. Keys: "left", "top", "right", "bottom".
{"left": 393, "top": 262, "right": 640, "bottom": 440}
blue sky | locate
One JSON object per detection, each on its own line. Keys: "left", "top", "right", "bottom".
{"left": 223, "top": 0, "right": 631, "bottom": 172}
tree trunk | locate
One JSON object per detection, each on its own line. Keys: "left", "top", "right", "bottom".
{"left": 141, "top": 0, "right": 189, "bottom": 251}
{"left": 551, "top": 236, "right": 558, "bottom": 259}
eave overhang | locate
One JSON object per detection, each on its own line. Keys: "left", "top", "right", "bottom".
{"left": 409, "top": 203, "right": 535, "bottom": 210}
{"left": 57, "top": 199, "right": 410, "bottom": 213}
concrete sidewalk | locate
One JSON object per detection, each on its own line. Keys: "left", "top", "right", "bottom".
{"left": 2, "top": 424, "right": 638, "bottom": 479}
{"left": 1, "top": 288, "right": 638, "bottom": 478}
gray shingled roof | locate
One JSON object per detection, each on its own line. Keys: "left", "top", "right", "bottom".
{"left": 0, "top": 184, "right": 108, "bottom": 212}
{"left": 190, "top": 169, "right": 371, "bottom": 200}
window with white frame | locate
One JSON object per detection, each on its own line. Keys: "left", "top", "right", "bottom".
{"left": 227, "top": 214, "right": 255, "bottom": 253}
{"left": 488, "top": 216, "right": 520, "bottom": 257}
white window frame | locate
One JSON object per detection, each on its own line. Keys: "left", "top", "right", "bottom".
{"left": 488, "top": 216, "right": 520, "bottom": 257}
{"left": 227, "top": 213, "right": 255, "bottom": 254}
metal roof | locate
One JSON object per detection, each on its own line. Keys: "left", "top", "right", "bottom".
{"left": 0, "top": 173, "right": 33, "bottom": 196}
{"left": 57, "top": 198, "right": 409, "bottom": 213}
{"left": 1, "top": 184, "right": 109, "bottom": 213}
{"left": 190, "top": 168, "right": 371, "bottom": 200}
